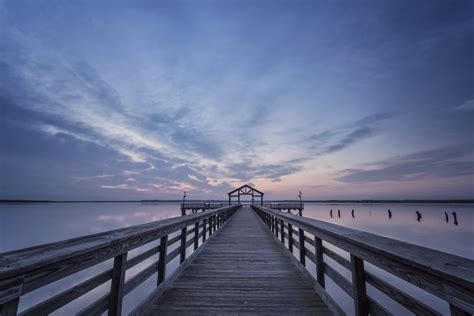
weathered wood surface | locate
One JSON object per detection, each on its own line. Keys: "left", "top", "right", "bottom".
{"left": 252, "top": 205, "right": 474, "bottom": 315}
{"left": 142, "top": 207, "right": 330, "bottom": 315}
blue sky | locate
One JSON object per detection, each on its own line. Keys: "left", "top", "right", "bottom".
{"left": 1, "top": 0, "right": 473, "bottom": 200}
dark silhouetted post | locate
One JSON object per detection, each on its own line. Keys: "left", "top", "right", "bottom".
{"left": 351, "top": 254, "right": 368, "bottom": 316}
{"left": 109, "top": 253, "right": 127, "bottom": 316}
{"left": 298, "top": 228, "right": 305, "bottom": 266}
{"left": 157, "top": 236, "right": 168, "bottom": 285}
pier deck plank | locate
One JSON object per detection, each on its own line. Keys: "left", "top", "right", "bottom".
{"left": 143, "top": 207, "right": 330, "bottom": 315}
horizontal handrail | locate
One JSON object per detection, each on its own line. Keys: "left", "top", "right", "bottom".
{"left": 0, "top": 204, "right": 240, "bottom": 315}
{"left": 180, "top": 202, "right": 224, "bottom": 209}
{"left": 263, "top": 203, "right": 304, "bottom": 209}
{"left": 252, "top": 205, "right": 474, "bottom": 316}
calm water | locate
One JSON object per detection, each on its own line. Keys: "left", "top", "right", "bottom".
{"left": 1, "top": 202, "right": 473, "bottom": 315}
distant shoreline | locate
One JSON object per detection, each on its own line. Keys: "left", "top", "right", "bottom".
{"left": 1, "top": 199, "right": 473, "bottom": 204}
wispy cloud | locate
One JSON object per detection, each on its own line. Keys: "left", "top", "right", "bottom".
{"left": 306, "top": 112, "right": 394, "bottom": 155}
{"left": 336, "top": 144, "right": 474, "bottom": 183}
{"left": 454, "top": 98, "right": 474, "bottom": 112}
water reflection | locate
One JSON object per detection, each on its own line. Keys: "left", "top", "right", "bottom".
{"left": 303, "top": 203, "right": 473, "bottom": 259}
{"left": 1, "top": 202, "right": 473, "bottom": 315}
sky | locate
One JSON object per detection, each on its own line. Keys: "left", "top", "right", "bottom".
{"left": 0, "top": 0, "right": 473, "bottom": 200}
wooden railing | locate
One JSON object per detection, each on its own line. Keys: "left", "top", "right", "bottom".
{"left": 0, "top": 205, "right": 240, "bottom": 316}
{"left": 180, "top": 202, "right": 225, "bottom": 215}
{"left": 263, "top": 203, "right": 304, "bottom": 209}
{"left": 251, "top": 205, "right": 474, "bottom": 316}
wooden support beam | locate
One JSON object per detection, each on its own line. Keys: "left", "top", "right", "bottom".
{"left": 280, "top": 219, "right": 285, "bottom": 243}
{"left": 157, "top": 236, "right": 168, "bottom": 285}
{"left": 351, "top": 254, "right": 369, "bottom": 316}
{"left": 450, "top": 304, "right": 471, "bottom": 316}
{"left": 108, "top": 253, "right": 127, "bottom": 316}
{"left": 275, "top": 217, "right": 278, "bottom": 235}
{"left": 180, "top": 227, "right": 187, "bottom": 263}
{"left": 315, "top": 237, "right": 325, "bottom": 288}
{"left": 0, "top": 298, "right": 19, "bottom": 316}
{"left": 298, "top": 228, "right": 306, "bottom": 266}
{"left": 194, "top": 222, "right": 199, "bottom": 250}
{"left": 203, "top": 219, "right": 207, "bottom": 241}
{"left": 288, "top": 223, "right": 293, "bottom": 253}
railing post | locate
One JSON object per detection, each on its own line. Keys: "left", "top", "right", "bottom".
{"left": 194, "top": 222, "right": 199, "bottom": 250}
{"left": 213, "top": 215, "right": 217, "bottom": 231}
{"left": 298, "top": 228, "right": 306, "bottom": 266}
{"left": 315, "top": 237, "right": 325, "bottom": 288}
{"left": 288, "top": 223, "right": 293, "bottom": 252}
{"left": 203, "top": 219, "right": 207, "bottom": 242}
{"left": 180, "top": 226, "right": 187, "bottom": 263}
{"left": 351, "top": 254, "right": 368, "bottom": 316}
{"left": 280, "top": 220, "right": 285, "bottom": 243}
{"left": 275, "top": 217, "right": 279, "bottom": 239}
{"left": 157, "top": 235, "right": 168, "bottom": 285}
{"left": 108, "top": 253, "right": 127, "bottom": 316}
{"left": 208, "top": 217, "right": 212, "bottom": 235}
{"left": 0, "top": 298, "right": 20, "bottom": 316}
{"left": 271, "top": 216, "right": 275, "bottom": 234}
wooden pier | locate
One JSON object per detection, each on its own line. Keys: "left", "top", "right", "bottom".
{"left": 135, "top": 206, "right": 330, "bottom": 315}
{"left": 1, "top": 189, "right": 473, "bottom": 315}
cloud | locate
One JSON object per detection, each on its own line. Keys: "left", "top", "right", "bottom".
{"left": 306, "top": 112, "right": 394, "bottom": 155}
{"left": 336, "top": 144, "right": 474, "bottom": 183}
{"left": 227, "top": 161, "right": 302, "bottom": 182}
{"left": 454, "top": 99, "right": 474, "bottom": 112}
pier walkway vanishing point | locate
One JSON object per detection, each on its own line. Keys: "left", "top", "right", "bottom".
{"left": 137, "top": 206, "right": 330, "bottom": 315}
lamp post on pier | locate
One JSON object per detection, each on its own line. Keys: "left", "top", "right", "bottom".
{"left": 298, "top": 191, "right": 303, "bottom": 216}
